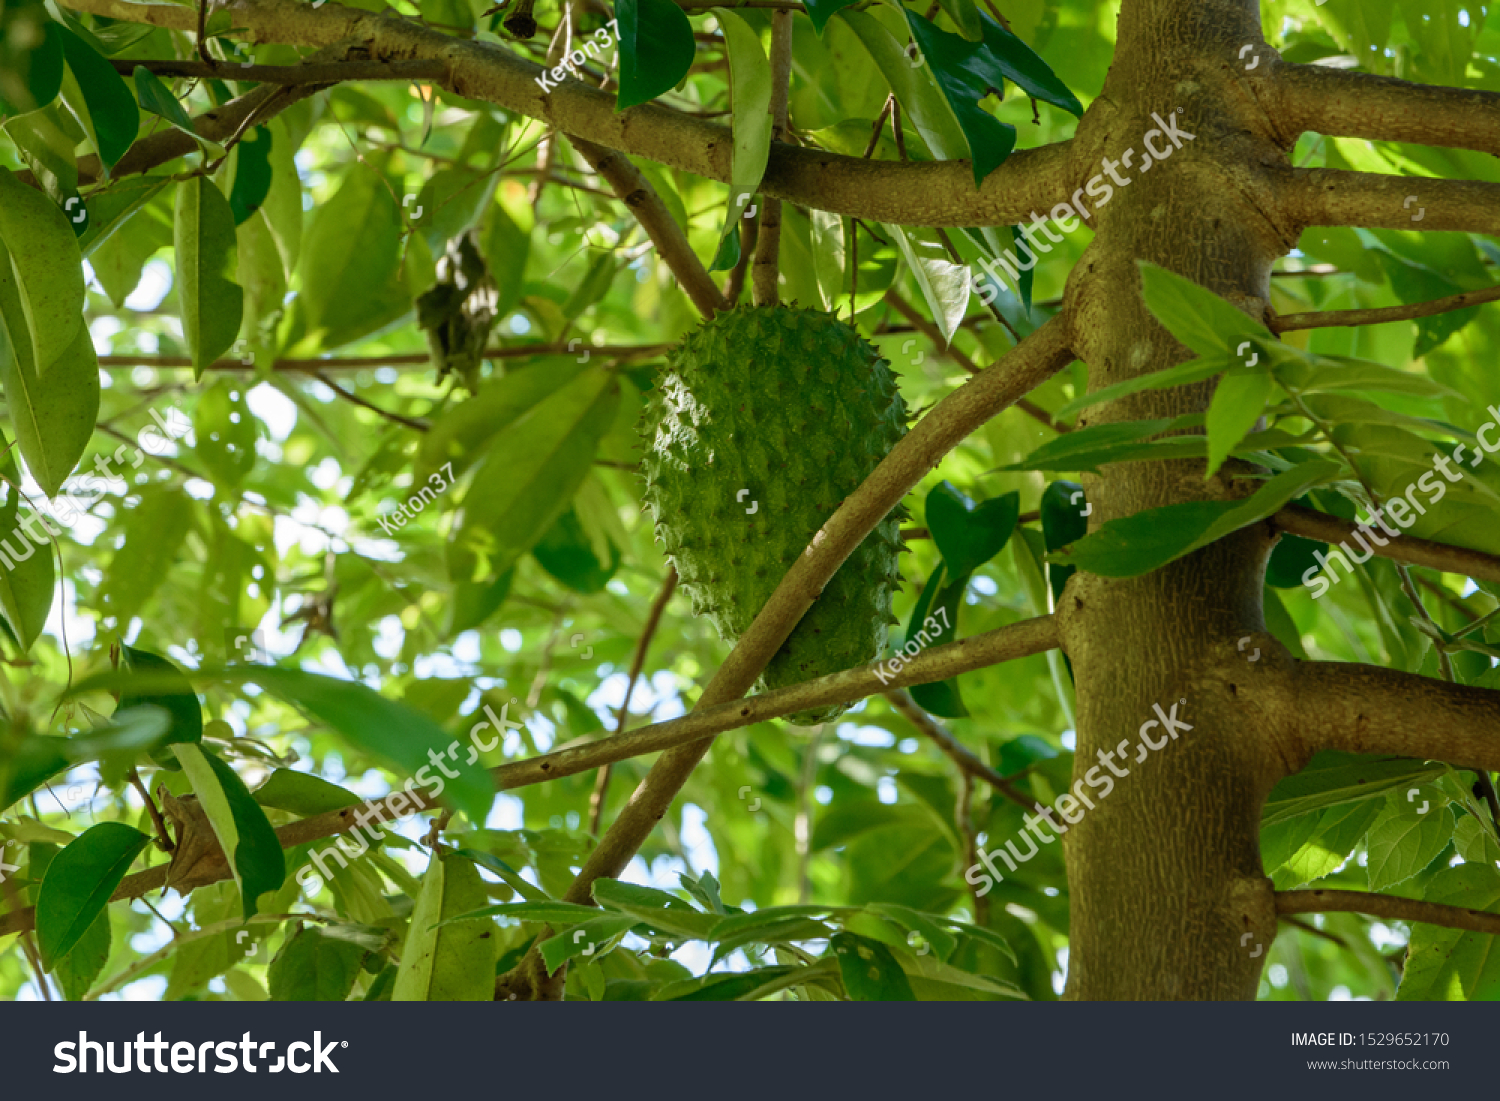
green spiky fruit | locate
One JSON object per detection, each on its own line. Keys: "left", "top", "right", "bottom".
{"left": 641, "top": 304, "right": 908, "bottom": 725}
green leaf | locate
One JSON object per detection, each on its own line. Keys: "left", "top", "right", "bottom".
{"left": 926, "top": 482, "right": 1019, "bottom": 577}
{"left": 1279, "top": 352, "right": 1454, "bottom": 399}
{"left": 0, "top": 426, "right": 54, "bottom": 651}
{"left": 3, "top": 108, "right": 84, "bottom": 226}
{"left": 532, "top": 506, "right": 620, "bottom": 593}
{"left": 192, "top": 380, "right": 257, "bottom": 488}
{"left": 900, "top": 563, "right": 966, "bottom": 717}
{"left": 53, "top": 907, "right": 110, "bottom": 999}
{"left": 865, "top": 902, "right": 958, "bottom": 961}
{"left": 392, "top": 848, "right": 500, "bottom": 1000}
{"left": 131, "top": 66, "right": 198, "bottom": 138}
{"left": 228, "top": 125, "right": 273, "bottom": 224}
{"left": 903, "top": 10, "right": 1017, "bottom": 186}
{"left": 298, "top": 165, "right": 410, "bottom": 351}
{"left": 35, "top": 821, "right": 150, "bottom": 969}
{"left": 118, "top": 645, "right": 203, "bottom": 767}
{"left": 0, "top": 237, "right": 100, "bottom": 495}
{"left": 175, "top": 744, "right": 287, "bottom": 919}
{"left": 711, "top": 8, "right": 773, "bottom": 255}
{"left": 268, "top": 925, "right": 367, "bottom": 1001}
{"left": 1365, "top": 797, "right": 1453, "bottom": 892}
{"left": 55, "top": 25, "right": 139, "bottom": 171}
{"left": 1204, "top": 364, "right": 1273, "bottom": 478}
{"left": 972, "top": 13, "right": 1082, "bottom": 115}
{"left": 252, "top": 769, "right": 361, "bottom": 816}
{"left": 1398, "top": 863, "right": 1500, "bottom": 1001}
{"left": 830, "top": 931, "right": 916, "bottom": 1000}
{"left": 1136, "top": 260, "right": 1272, "bottom": 358}
{"left": 616, "top": 0, "right": 697, "bottom": 110}
{"left": 887, "top": 225, "right": 969, "bottom": 343}
{"left": 539, "top": 912, "right": 638, "bottom": 972}
{"left": 1003, "top": 416, "right": 1204, "bottom": 472}
{"left": 1261, "top": 751, "right": 1447, "bottom": 828}
{"left": 592, "top": 877, "right": 718, "bottom": 940}
{"left": 841, "top": 9, "right": 968, "bottom": 164}
{"left": 1052, "top": 460, "right": 1340, "bottom": 578}
{"left": 236, "top": 667, "right": 494, "bottom": 825}
{"left": 802, "top": 0, "right": 862, "bottom": 34}
{"left": 76, "top": 175, "right": 170, "bottom": 257}
{"left": 174, "top": 176, "right": 243, "bottom": 378}
{"left": 936, "top": 0, "right": 981, "bottom": 40}
{"left": 448, "top": 368, "right": 621, "bottom": 585}
{"left": 445, "top": 899, "right": 599, "bottom": 925}
{"left": 1055, "top": 354, "right": 1232, "bottom": 421}
{"left": 0, "top": 166, "right": 84, "bottom": 374}
{"left": 98, "top": 484, "right": 194, "bottom": 627}
{"left": 0, "top": 15, "right": 64, "bottom": 114}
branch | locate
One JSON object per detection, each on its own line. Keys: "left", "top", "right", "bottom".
{"left": 1274, "top": 62, "right": 1500, "bottom": 160}
{"left": 96, "top": 344, "right": 670, "bottom": 371}
{"left": 1272, "top": 284, "right": 1500, "bottom": 333}
{"left": 569, "top": 137, "right": 727, "bottom": 318}
{"left": 53, "top": 0, "right": 1079, "bottom": 226}
{"left": 882, "top": 688, "right": 1035, "bottom": 809}
{"left": 882, "top": 289, "right": 1067, "bottom": 433}
{"left": 1278, "top": 888, "right": 1500, "bottom": 938}
{"left": 588, "top": 566, "right": 679, "bottom": 835}
{"left": 1292, "top": 660, "right": 1500, "bottom": 773}
{"left": 108, "top": 57, "right": 447, "bottom": 83}
{"left": 0, "top": 614, "right": 1061, "bottom": 939}
{"left": 1273, "top": 504, "right": 1500, "bottom": 589}
{"left": 554, "top": 315, "right": 1074, "bottom": 920}
{"left": 308, "top": 370, "right": 430, "bottom": 431}
{"left": 1276, "top": 167, "right": 1500, "bottom": 236}
{"left": 751, "top": 8, "right": 793, "bottom": 307}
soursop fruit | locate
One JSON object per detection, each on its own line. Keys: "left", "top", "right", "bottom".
{"left": 640, "top": 304, "right": 908, "bottom": 725}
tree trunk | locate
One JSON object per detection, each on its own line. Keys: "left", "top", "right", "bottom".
{"left": 1057, "top": 0, "right": 1305, "bottom": 998}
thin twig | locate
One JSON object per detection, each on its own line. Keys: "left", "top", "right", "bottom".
{"left": 751, "top": 9, "right": 794, "bottom": 307}
{"left": 128, "top": 770, "right": 176, "bottom": 852}
{"left": 883, "top": 689, "right": 1035, "bottom": 810}
{"left": 589, "top": 568, "right": 679, "bottom": 835}
{"left": 1272, "top": 284, "right": 1500, "bottom": 333}
{"left": 307, "top": 371, "right": 431, "bottom": 431}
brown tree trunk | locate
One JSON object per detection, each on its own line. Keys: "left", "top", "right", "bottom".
{"left": 1056, "top": 0, "right": 1303, "bottom": 998}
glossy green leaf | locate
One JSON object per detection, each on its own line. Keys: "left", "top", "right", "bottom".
{"left": 1054, "top": 354, "right": 1234, "bottom": 422}
{"left": 131, "top": 66, "right": 198, "bottom": 137}
{"left": 0, "top": 426, "right": 54, "bottom": 651}
{"left": 35, "top": 821, "right": 150, "bottom": 969}
{"left": 1137, "top": 260, "right": 1272, "bottom": 358}
{"left": 532, "top": 506, "right": 620, "bottom": 593}
{"left": 55, "top": 25, "right": 138, "bottom": 171}
{"left": 903, "top": 10, "right": 1019, "bottom": 185}
{"left": 298, "top": 165, "right": 409, "bottom": 350}
{"left": 77, "top": 174, "right": 169, "bottom": 257}
{"left": 0, "top": 15, "right": 64, "bottom": 114}
{"left": 174, "top": 175, "right": 243, "bottom": 378}
{"left": 926, "top": 482, "right": 1020, "bottom": 577}
{"left": 228, "top": 125, "right": 273, "bottom": 224}
{"left": 887, "top": 224, "right": 969, "bottom": 343}
{"left": 1398, "top": 864, "right": 1500, "bottom": 1001}
{"left": 616, "top": 0, "right": 697, "bottom": 110}
{"left": 1053, "top": 460, "right": 1340, "bottom": 578}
